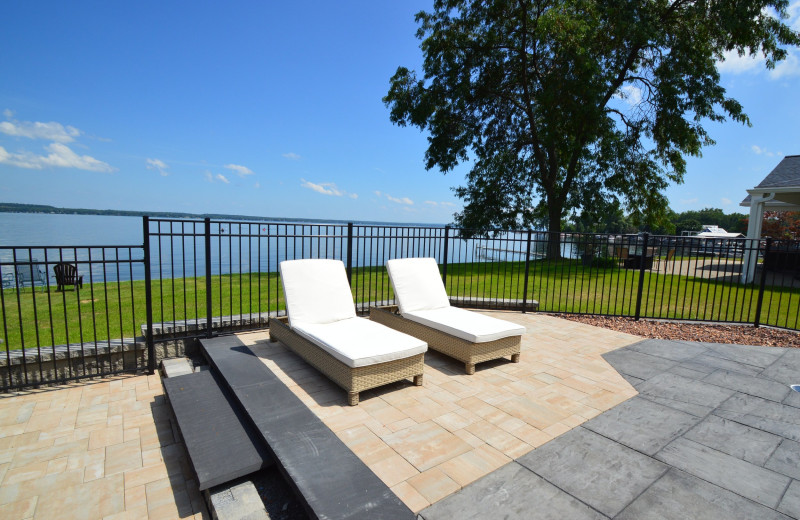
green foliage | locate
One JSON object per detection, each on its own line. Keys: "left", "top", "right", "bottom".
{"left": 385, "top": 0, "right": 799, "bottom": 239}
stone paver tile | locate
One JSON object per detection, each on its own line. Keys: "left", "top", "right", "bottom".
{"left": 66, "top": 447, "right": 104, "bottom": 473}
{"left": 510, "top": 423, "right": 552, "bottom": 448}
{"left": 360, "top": 399, "right": 408, "bottom": 426}
{"left": 384, "top": 421, "right": 473, "bottom": 472}
{"left": 390, "top": 481, "right": 430, "bottom": 513}
{"left": 367, "top": 453, "right": 419, "bottom": 488}
{"left": 582, "top": 396, "right": 700, "bottom": 456}
{"left": 437, "top": 444, "right": 512, "bottom": 487}
{"left": 3, "top": 460, "right": 48, "bottom": 485}
{"left": 433, "top": 411, "right": 475, "bottom": 432}
{"left": 778, "top": 480, "right": 800, "bottom": 518}
{"left": 0, "top": 496, "right": 37, "bottom": 520}
{"left": 717, "top": 393, "right": 800, "bottom": 442}
{"left": 497, "top": 395, "right": 569, "bottom": 430}
{"left": 125, "top": 483, "right": 147, "bottom": 511}
{"left": 88, "top": 425, "right": 124, "bottom": 451}
{"left": 543, "top": 422, "right": 572, "bottom": 438}
{"left": 33, "top": 473, "right": 125, "bottom": 519}
{"left": 421, "top": 462, "right": 607, "bottom": 520}
{"left": 703, "top": 370, "right": 790, "bottom": 403}
{"left": 44, "top": 456, "right": 68, "bottom": 476}
{"left": 452, "top": 429, "right": 483, "bottom": 448}
{"left": 336, "top": 425, "right": 395, "bottom": 466}
{"left": 104, "top": 439, "right": 142, "bottom": 477}
{"left": 518, "top": 427, "right": 668, "bottom": 518}
{"left": 145, "top": 476, "right": 194, "bottom": 518}
{"left": 464, "top": 420, "right": 532, "bottom": 458}
{"left": 635, "top": 373, "right": 737, "bottom": 417}
{"left": 84, "top": 457, "right": 105, "bottom": 482}
{"left": 122, "top": 428, "right": 139, "bottom": 443}
{"left": 618, "top": 468, "right": 791, "bottom": 520}
{"left": 10, "top": 439, "right": 88, "bottom": 469}
{"left": 321, "top": 407, "right": 373, "bottom": 433}
{"left": 386, "top": 417, "right": 417, "bottom": 433}
{"left": 75, "top": 404, "right": 109, "bottom": 428}
{"left": 656, "top": 437, "right": 790, "bottom": 509}
{"left": 766, "top": 439, "right": 800, "bottom": 480}
{"left": 406, "top": 467, "right": 460, "bottom": 504}
{"left": 0, "top": 432, "right": 39, "bottom": 452}
{"left": 683, "top": 414, "right": 782, "bottom": 466}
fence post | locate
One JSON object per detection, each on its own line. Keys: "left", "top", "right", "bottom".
{"left": 522, "top": 229, "right": 533, "bottom": 313}
{"left": 204, "top": 218, "right": 213, "bottom": 338}
{"left": 346, "top": 223, "right": 354, "bottom": 286}
{"left": 442, "top": 225, "right": 450, "bottom": 285}
{"left": 142, "top": 216, "right": 156, "bottom": 374}
{"left": 634, "top": 233, "right": 650, "bottom": 321}
{"left": 754, "top": 237, "right": 772, "bottom": 328}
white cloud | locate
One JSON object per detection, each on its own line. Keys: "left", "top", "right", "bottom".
{"left": 721, "top": 197, "right": 732, "bottom": 205}
{"left": 0, "top": 116, "right": 81, "bottom": 143}
{"left": 0, "top": 143, "right": 114, "bottom": 172}
{"left": 224, "top": 164, "right": 253, "bottom": 176}
{"left": 618, "top": 85, "right": 643, "bottom": 106}
{"left": 770, "top": 51, "right": 800, "bottom": 79}
{"left": 680, "top": 197, "right": 699, "bottom": 205}
{"left": 283, "top": 152, "right": 301, "bottom": 160}
{"left": 205, "top": 171, "right": 214, "bottom": 183}
{"left": 425, "top": 200, "right": 438, "bottom": 206}
{"left": 146, "top": 158, "right": 169, "bottom": 176}
{"left": 254, "top": 181, "right": 261, "bottom": 189}
{"left": 752, "top": 145, "right": 776, "bottom": 157}
{"left": 374, "top": 190, "right": 382, "bottom": 197}
{"left": 301, "top": 179, "right": 344, "bottom": 196}
{"left": 216, "top": 174, "right": 230, "bottom": 184}
{"left": 386, "top": 194, "right": 414, "bottom": 205}
{"left": 3, "top": 109, "right": 13, "bottom": 119}
{"left": 440, "top": 201, "right": 456, "bottom": 207}
{"left": 349, "top": 193, "right": 358, "bottom": 199}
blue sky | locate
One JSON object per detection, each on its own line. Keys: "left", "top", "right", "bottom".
{"left": 1, "top": 2, "right": 799, "bottom": 225}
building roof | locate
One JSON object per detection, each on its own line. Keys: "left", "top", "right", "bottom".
{"left": 740, "top": 155, "right": 800, "bottom": 208}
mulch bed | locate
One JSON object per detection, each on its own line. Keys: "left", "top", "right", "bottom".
{"left": 550, "top": 314, "right": 800, "bottom": 349}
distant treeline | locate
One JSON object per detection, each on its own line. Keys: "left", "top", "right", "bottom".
{"left": 0, "top": 202, "right": 435, "bottom": 227}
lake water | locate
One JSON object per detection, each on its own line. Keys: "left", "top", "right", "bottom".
{"left": 0, "top": 213, "right": 575, "bottom": 283}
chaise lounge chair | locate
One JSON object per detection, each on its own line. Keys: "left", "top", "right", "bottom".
{"left": 269, "top": 259, "right": 427, "bottom": 405}
{"left": 371, "top": 257, "right": 525, "bottom": 375}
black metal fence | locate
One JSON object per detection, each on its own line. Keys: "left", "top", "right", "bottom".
{"left": 2, "top": 216, "right": 798, "bottom": 390}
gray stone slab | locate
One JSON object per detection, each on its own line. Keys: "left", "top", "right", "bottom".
{"left": 209, "top": 479, "right": 269, "bottom": 520}
{"left": 629, "top": 339, "right": 710, "bottom": 362}
{"left": 617, "top": 468, "right": 792, "bottom": 520}
{"left": 517, "top": 427, "right": 668, "bottom": 517}
{"left": 419, "top": 462, "right": 607, "bottom": 520}
{"left": 683, "top": 414, "right": 782, "bottom": 466}
{"left": 779, "top": 480, "right": 800, "bottom": 519}
{"left": 784, "top": 388, "right": 800, "bottom": 408}
{"left": 689, "top": 353, "right": 763, "bottom": 376}
{"left": 717, "top": 393, "right": 800, "bottom": 442}
{"left": 674, "top": 360, "right": 717, "bottom": 375}
{"left": 701, "top": 343, "right": 785, "bottom": 369}
{"left": 163, "top": 370, "right": 271, "bottom": 491}
{"left": 656, "top": 437, "right": 791, "bottom": 508}
{"left": 620, "top": 373, "right": 644, "bottom": 387}
{"left": 667, "top": 364, "right": 712, "bottom": 380}
{"left": 761, "top": 350, "right": 800, "bottom": 386}
{"left": 200, "top": 337, "right": 414, "bottom": 520}
{"left": 766, "top": 440, "right": 800, "bottom": 480}
{"left": 602, "top": 349, "right": 678, "bottom": 381}
{"left": 703, "top": 369, "right": 791, "bottom": 403}
{"left": 162, "top": 358, "right": 194, "bottom": 378}
{"left": 635, "top": 372, "right": 737, "bottom": 416}
{"left": 582, "top": 397, "right": 700, "bottom": 456}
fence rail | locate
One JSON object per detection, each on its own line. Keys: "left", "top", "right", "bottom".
{"left": 1, "top": 216, "right": 798, "bottom": 390}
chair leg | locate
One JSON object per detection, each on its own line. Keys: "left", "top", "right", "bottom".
{"left": 347, "top": 391, "right": 359, "bottom": 406}
{"left": 465, "top": 362, "right": 476, "bottom": 375}
{"left": 511, "top": 353, "right": 521, "bottom": 363}
{"left": 413, "top": 374, "right": 424, "bottom": 386}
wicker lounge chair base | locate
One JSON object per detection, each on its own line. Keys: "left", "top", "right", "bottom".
{"left": 268, "top": 317, "right": 424, "bottom": 405}
{"left": 370, "top": 306, "right": 520, "bottom": 375}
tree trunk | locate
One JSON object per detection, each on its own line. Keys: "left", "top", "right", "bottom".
{"left": 547, "top": 201, "right": 562, "bottom": 260}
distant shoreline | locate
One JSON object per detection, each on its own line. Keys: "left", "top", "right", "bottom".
{"left": 0, "top": 202, "right": 445, "bottom": 227}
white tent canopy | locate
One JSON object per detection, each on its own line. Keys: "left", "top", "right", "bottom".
{"left": 740, "top": 155, "right": 800, "bottom": 282}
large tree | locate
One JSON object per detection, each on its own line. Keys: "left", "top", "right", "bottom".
{"left": 385, "top": 0, "right": 799, "bottom": 256}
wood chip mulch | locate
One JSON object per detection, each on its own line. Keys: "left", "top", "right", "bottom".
{"left": 550, "top": 314, "right": 800, "bottom": 349}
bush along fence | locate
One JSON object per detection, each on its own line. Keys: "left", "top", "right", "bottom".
{"left": 1, "top": 216, "right": 798, "bottom": 390}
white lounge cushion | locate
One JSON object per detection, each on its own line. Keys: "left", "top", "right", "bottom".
{"left": 279, "top": 259, "right": 356, "bottom": 327}
{"left": 404, "top": 306, "right": 526, "bottom": 343}
{"left": 386, "top": 257, "right": 450, "bottom": 314}
{"left": 293, "top": 317, "right": 428, "bottom": 368}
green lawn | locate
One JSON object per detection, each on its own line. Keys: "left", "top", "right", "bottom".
{"left": 1, "top": 260, "right": 797, "bottom": 351}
